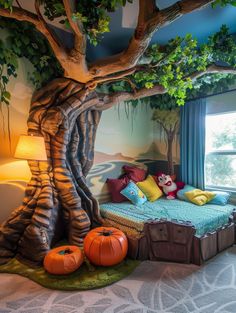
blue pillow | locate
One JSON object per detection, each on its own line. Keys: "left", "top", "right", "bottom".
{"left": 208, "top": 191, "right": 231, "bottom": 205}
{"left": 120, "top": 181, "right": 147, "bottom": 205}
{"left": 177, "top": 185, "right": 196, "bottom": 201}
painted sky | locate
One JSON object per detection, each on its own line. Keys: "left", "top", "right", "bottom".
{"left": 95, "top": 104, "right": 153, "bottom": 158}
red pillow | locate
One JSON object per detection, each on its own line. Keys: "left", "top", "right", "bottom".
{"left": 106, "top": 176, "right": 130, "bottom": 203}
{"left": 122, "top": 165, "right": 146, "bottom": 183}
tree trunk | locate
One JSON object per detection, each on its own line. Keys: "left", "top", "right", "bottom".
{"left": 0, "top": 78, "right": 103, "bottom": 266}
{"left": 167, "top": 133, "right": 174, "bottom": 176}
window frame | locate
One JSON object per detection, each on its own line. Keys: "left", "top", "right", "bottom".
{"left": 204, "top": 111, "right": 236, "bottom": 193}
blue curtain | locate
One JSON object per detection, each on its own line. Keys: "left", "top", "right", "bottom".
{"left": 180, "top": 98, "right": 206, "bottom": 189}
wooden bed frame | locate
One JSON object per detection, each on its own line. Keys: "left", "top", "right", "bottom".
{"left": 97, "top": 162, "right": 236, "bottom": 265}
{"left": 125, "top": 209, "right": 236, "bottom": 265}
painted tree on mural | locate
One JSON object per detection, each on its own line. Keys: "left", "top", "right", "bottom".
{"left": 0, "top": 0, "right": 236, "bottom": 265}
{"left": 152, "top": 108, "right": 180, "bottom": 176}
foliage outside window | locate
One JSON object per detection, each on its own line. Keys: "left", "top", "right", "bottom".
{"left": 205, "top": 112, "right": 236, "bottom": 191}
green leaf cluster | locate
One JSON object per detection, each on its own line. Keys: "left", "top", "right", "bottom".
{"left": 149, "top": 73, "right": 236, "bottom": 110}
{"left": 0, "top": 17, "right": 63, "bottom": 105}
{"left": 0, "top": 0, "right": 13, "bottom": 10}
{"left": 0, "top": 3, "right": 235, "bottom": 112}
{"left": 107, "top": 25, "right": 236, "bottom": 109}
{"left": 131, "top": 33, "right": 213, "bottom": 106}
{"left": 42, "top": 0, "right": 132, "bottom": 46}
{"left": 152, "top": 108, "right": 180, "bottom": 130}
{"left": 208, "top": 24, "right": 236, "bottom": 67}
{"left": 212, "top": 0, "right": 236, "bottom": 7}
{"left": 0, "top": 39, "right": 18, "bottom": 105}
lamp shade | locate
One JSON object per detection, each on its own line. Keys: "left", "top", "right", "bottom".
{"left": 14, "top": 135, "right": 47, "bottom": 161}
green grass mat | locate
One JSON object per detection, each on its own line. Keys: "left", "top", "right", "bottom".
{"left": 0, "top": 258, "right": 140, "bottom": 291}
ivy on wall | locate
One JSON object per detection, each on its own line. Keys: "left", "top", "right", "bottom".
{"left": 0, "top": 17, "right": 63, "bottom": 106}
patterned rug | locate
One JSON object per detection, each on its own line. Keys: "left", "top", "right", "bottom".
{"left": 1, "top": 246, "right": 236, "bottom": 313}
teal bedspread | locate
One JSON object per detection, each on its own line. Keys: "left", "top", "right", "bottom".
{"left": 100, "top": 198, "right": 235, "bottom": 237}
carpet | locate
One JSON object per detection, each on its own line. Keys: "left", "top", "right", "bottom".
{"left": 0, "top": 258, "right": 140, "bottom": 291}
{"left": 1, "top": 246, "right": 236, "bottom": 312}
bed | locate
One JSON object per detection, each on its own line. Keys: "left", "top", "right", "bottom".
{"left": 100, "top": 198, "right": 236, "bottom": 265}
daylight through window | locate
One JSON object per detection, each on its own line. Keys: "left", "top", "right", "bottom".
{"left": 205, "top": 112, "right": 236, "bottom": 191}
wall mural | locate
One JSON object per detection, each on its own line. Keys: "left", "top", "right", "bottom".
{"left": 87, "top": 104, "right": 180, "bottom": 203}
{"left": 87, "top": 103, "right": 154, "bottom": 203}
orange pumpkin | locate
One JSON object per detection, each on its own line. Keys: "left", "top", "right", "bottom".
{"left": 84, "top": 227, "right": 128, "bottom": 266}
{"left": 44, "top": 245, "right": 83, "bottom": 275}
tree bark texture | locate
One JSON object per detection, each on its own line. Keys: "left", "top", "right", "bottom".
{"left": 0, "top": 79, "right": 103, "bottom": 266}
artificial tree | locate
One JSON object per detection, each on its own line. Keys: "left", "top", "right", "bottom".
{"left": 0, "top": 0, "right": 236, "bottom": 266}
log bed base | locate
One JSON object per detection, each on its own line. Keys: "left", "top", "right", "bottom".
{"left": 126, "top": 217, "right": 236, "bottom": 265}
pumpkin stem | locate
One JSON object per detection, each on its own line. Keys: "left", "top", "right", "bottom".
{"left": 58, "top": 248, "right": 73, "bottom": 255}
{"left": 101, "top": 231, "right": 112, "bottom": 236}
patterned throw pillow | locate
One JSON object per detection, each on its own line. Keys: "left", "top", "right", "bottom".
{"left": 137, "top": 175, "right": 163, "bottom": 202}
{"left": 185, "top": 189, "right": 215, "bottom": 206}
{"left": 120, "top": 181, "right": 147, "bottom": 205}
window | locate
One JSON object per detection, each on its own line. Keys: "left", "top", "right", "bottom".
{"left": 205, "top": 112, "right": 236, "bottom": 191}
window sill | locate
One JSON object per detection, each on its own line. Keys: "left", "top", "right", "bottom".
{"left": 206, "top": 185, "right": 236, "bottom": 193}
{"left": 206, "top": 186, "right": 236, "bottom": 205}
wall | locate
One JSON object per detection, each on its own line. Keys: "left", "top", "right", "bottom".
{"left": 87, "top": 103, "right": 155, "bottom": 202}
{"left": 88, "top": 105, "right": 181, "bottom": 202}
{"left": 0, "top": 63, "right": 33, "bottom": 181}
{"left": 0, "top": 43, "right": 33, "bottom": 222}
{"left": 206, "top": 89, "right": 236, "bottom": 114}
{"left": 0, "top": 30, "right": 33, "bottom": 182}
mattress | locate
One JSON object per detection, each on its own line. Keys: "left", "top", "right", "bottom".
{"left": 100, "top": 198, "right": 235, "bottom": 237}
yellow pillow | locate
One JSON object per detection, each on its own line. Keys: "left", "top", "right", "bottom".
{"left": 137, "top": 175, "right": 163, "bottom": 202}
{"left": 185, "top": 189, "right": 215, "bottom": 206}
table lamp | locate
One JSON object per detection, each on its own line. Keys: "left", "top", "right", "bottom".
{"left": 14, "top": 135, "right": 47, "bottom": 161}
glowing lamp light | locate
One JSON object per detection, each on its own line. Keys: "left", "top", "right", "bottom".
{"left": 14, "top": 135, "right": 47, "bottom": 161}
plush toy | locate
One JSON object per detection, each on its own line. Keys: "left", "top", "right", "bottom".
{"left": 156, "top": 172, "right": 185, "bottom": 200}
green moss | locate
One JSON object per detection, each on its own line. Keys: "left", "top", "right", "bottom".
{"left": 0, "top": 258, "right": 140, "bottom": 291}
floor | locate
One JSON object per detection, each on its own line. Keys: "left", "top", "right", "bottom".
{"left": 1, "top": 247, "right": 236, "bottom": 313}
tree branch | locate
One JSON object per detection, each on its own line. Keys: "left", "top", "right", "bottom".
{"left": 89, "top": 0, "right": 215, "bottom": 79}
{"left": 95, "top": 84, "right": 166, "bottom": 111}
{"left": 155, "top": 120, "right": 169, "bottom": 134}
{"left": 62, "top": 0, "right": 89, "bottom": 79}
{"left": 172, "top": 120, "right": 179, "bottom": 134}
{"left": 189, "top": 64, "right": 236, "bottom": 81}
{"left": 0, "top": 6, "right": 38, "bottom": 25}
{"left": 35, "top": 0, "right": 65, "bottom": 54}
{"left": 85, "top": 67, "right": 138, "bottom": 90}
{"left": 0, "top": 5, "right": 68, "bottom": 70}
{"left": 62, "top": 0, "right": 86, "bottom": 55}
{"left": 15, "top": 0, "right": 23, "bottom": 9}
{"left": 95, "top": 63, "right": 236, "bottom": 111}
